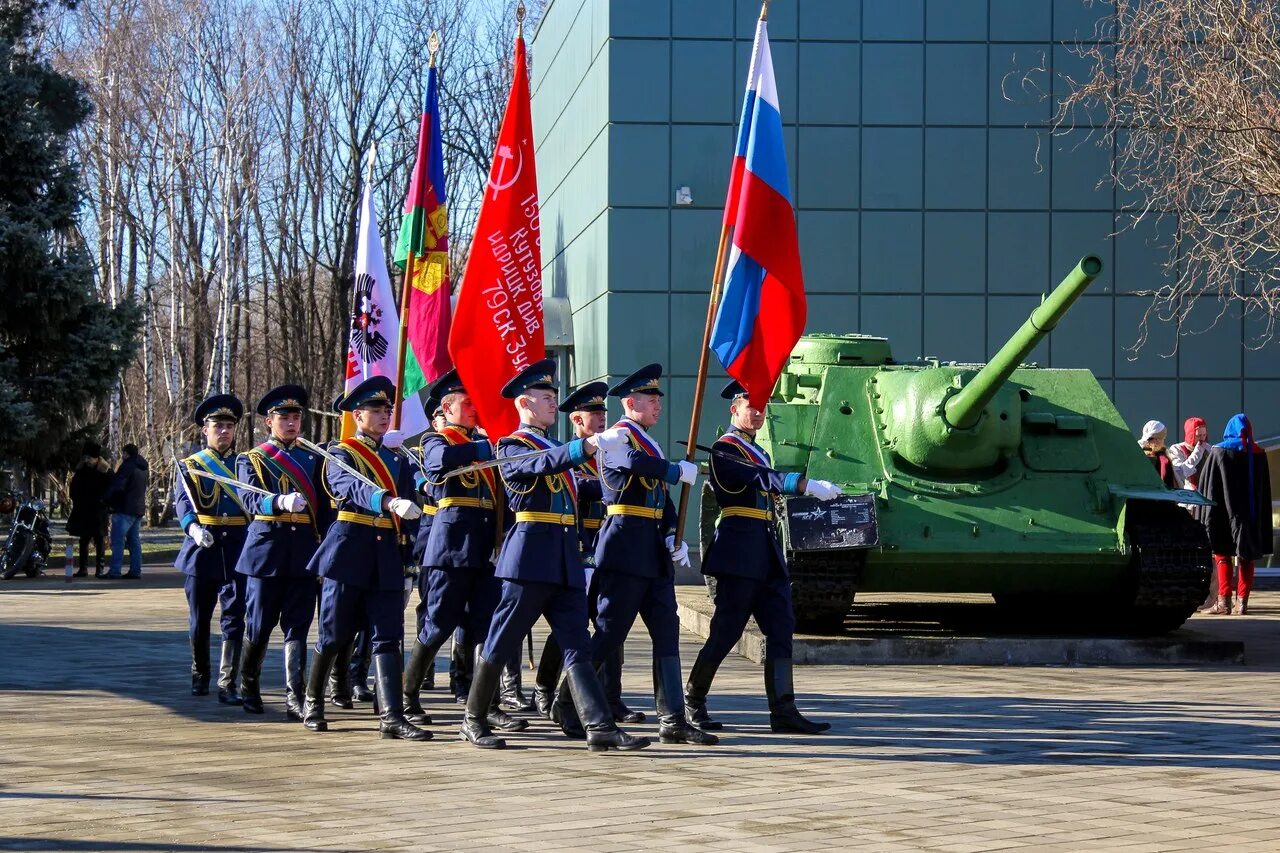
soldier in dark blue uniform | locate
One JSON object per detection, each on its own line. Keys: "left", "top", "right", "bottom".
{"left": 589, "top": 364, "right": 717, "bottom": 745}
{"left": 401, "top": 369, "right": 523, "bottom": 734}
{"left": 461, "top": 358, "right": 647, "bottom": 752}
{"left": 174, "top": 394, "right": 249, "bottom": 702}
{"left": 235, "top": 385, "right": 327, "bottom": 719}
{"left": 303, "top": 376, "right": 428, "bottom": 740}
{"left": 531, "top": 381, "right": 608, "bottom": 731}
{"left": 685, "top": 380, "right": 841, "bottom": 735}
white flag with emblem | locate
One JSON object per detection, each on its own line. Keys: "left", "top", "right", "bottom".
{"left": 343, "top": 150, "right": 428, "bottom": 438}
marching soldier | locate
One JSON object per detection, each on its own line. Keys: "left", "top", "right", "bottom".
{"left": 303, "top": 376, "right": 428, "bottom": 739}
{"left": 174, "top": 394, "right": 249, "bottom": 703}
{"left": 685, "top": 381, "right": 841, "bottom": 735}
{"left": 235, "top": 385, "right": 326, "bottom": 719}
{"left": 461, "top": 358, "right": 647, "bottom": 751}
{"left": 531, "top": 381, "right": 608, "bottom": 731}
{"left": 402, "top": 369, "right": 523, "bottom": 735}
{"left": 590, "top": 364, "right": 717, "bottom": 745}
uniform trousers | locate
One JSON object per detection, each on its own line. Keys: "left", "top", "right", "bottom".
{"left": 184, "top": 574, "right": 246, "bottom": 645}
{"left": 315, "top": 577, "right": 402, "bottom": 657}
{"left": 698, "top": 572, "right": 795, "bottom": 664}
{"left": 483, "top": 579, "right": 592, "bottom": 670}
{"left": 589, "top": 570, "right": 680, "bottom": 662}
{"left": 243, "top": 575, "right": 317, "bottom": 646}
{"left": 415, "top": 566, "right": 500, "bottom": 650}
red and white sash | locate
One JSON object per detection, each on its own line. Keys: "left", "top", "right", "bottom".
{"left": 617, "top": 419, "right": 663, "bottom": 458}
{"left": 719, "top": 433, "right": 770, "bottom": 468}
{"left": 510, "top": 428, "right": 577, "bottom": 504}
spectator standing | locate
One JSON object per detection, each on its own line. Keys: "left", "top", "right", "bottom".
{"left": 1169, "top": 417, "right": 1210, "bottom": 491}
{"left": 1196, "top": 414, "right": 1273, "bottom": 615}
{"left": 1138, "top": 420, "right": 1178, "bottom": 489}
{"left": 103, "top": 443, "right": 149, "bottom": 579}
{"left": 66, "top": 442, "right": 111, "bottom": 577}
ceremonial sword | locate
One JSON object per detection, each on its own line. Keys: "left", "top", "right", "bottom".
{"left": 444, "top": 445, "right": 560, "bottom": 480}
{"left": 676, "top": 440, "right": 782, "bottom": 476}
{"left": 295, "top": 436, "right": 383, "bottom": 491}
{"left": 177, "top": 460, "right": 275, "bottom": 498}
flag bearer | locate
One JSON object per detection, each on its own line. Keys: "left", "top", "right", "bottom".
{"left": 685, "top": 380, "right": 841, "bottom": 735}
{"left": 303, "top": 376, "right": 428, "bottom": 739}
{"left": 401, "top": 369, "right": 524, "bottom": 735}
{"left": 174, "top": 394, "right": 249, "bottom": 703}
{"left": 235, "top": 385, "right": 327, "bottom": 719}
{"left": 461, "top": 358, "right": 647, "bottom": 751}
{"left": 589, "top": 364, "right": 717, "bottom": 746}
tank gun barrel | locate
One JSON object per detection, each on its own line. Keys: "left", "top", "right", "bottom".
{"left": 944, "top": 255, "right": 1104, "bottom": 430}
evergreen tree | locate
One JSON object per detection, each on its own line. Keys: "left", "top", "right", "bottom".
{"left": 0, "top": 0, "right": 139, "bottom": 473}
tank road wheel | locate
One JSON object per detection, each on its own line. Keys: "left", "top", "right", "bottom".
{"left": 698, "top": 479, "right": 719, "bottom": 601}
{"left": 1121, "top": 500, "right": 1213, "bottom": 634}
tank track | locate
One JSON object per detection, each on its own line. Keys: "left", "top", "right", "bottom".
{"left": 788, "top": 549, "right": 863, "bottom": 633}
{"left": 1123, "top": 499, "right": 1213, "bottom": 632}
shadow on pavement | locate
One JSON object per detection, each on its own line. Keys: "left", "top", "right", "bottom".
{"left": 0, "top": 838, "right": 343, "bottom": 852}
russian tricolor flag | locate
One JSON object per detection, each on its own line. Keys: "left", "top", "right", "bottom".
{"left": 710, "top": 15, "right": 805, "bottom": 410}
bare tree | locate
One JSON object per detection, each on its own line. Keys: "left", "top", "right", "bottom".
{"left": 1053, "top": 0, "right": 1280, "bottom": 348}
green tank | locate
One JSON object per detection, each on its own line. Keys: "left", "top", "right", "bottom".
{"left": 699, "top": 257, "right": 1212, "bottom": 634}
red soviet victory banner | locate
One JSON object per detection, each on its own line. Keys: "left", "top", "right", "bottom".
{"left": 449, "top": 31, "right": 542, "bottom": 438}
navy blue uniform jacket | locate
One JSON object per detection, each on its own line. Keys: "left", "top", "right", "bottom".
{"left": 593, "top": 419, "right": 682, "bottom": 579}
{"left": 702, "top": 430, "right": 803, "bottom": 581}
{"left": 419, "top": 426, "right": 498, "bottom": 569}
{"left": 494, "top": 427, "right": 591, "bottom": 589}
{"left": 174, "top": 449, "right": 248, "bottom": 581}
{"left": 309, "top": 435, "right": 418, "bottom": 591}
{"left": 234, "top": 440, "right": 328, "bottom": 578}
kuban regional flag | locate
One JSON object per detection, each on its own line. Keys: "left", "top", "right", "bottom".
{"left": 449, "top": 31, "right": 542, "bottom": 437}
{"left": 710, "top": 15, "right": 806, "bottom": 410}
{"left": 394, "top": 64, "right": 453, "bottom": 399}
{"left": 343, "top": 158, "right": 428, "bottom": 438}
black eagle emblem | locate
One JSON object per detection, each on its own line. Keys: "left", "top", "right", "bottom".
{"left": 350, "top": 272, "right": 390, "bottom": 363}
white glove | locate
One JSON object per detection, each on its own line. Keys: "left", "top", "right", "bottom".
{"left": 676, "top": 459, "right": 698, "bottom": 485}
{"left": 279, "top": 492, "right": 308, "bottom": 513}
{"left": 382, "top": 429, "right": 405, "bottom": 449}
{"left": 665, "top": 534, "right": 690, "bottom": 567}
{"left": 186, "top": 524, "right": 214, "bottom": 549}
{"left": 387, "top": 497, "right": 423, "bottom": 520}
{"left": 592, "top": 427, "right": 629, "bottom": 454}
{"left": 804, "top": 479, "right": 843, "bottom": 501}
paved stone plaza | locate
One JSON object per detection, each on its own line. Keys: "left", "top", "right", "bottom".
{"left": 2, "top": 567, "right": 1278, "bottom": 851}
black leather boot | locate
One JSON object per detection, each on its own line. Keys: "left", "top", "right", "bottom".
{"left": 449, "top": 636, "right": 475, "bottom": 704}
{"left": 350, "top": 631, "right": 374, "bottom": 702}
{"left": 374, "top": 653, "right": 431, "bottom": 741}
{"left": 459, "top": 654, "right": 506, "bottom": 749}
{"left": 606, "top": 645, "right": 645, "bottom": 722}
{"left": 684, "top": 650, "right": 723, "bottom": 731}
{"left": 302, "top": 645, "right": 335, "bottom": 732}
{"left": 765, "top": 657, "right": 829, "bottom": 734}
{"left": 283, "top": 640, "right": 307, "bottom": 722}
{"left": 401, "top": 640, "right": 435, "bottom": 725}
{"left": 423, "top": 658, "right": 436, "bottom": 690}
{"left": 328, "top": 638, "right": 354, "bottom": 709}
{"left": 239, "top": 639, "right": 267, "bottom": 714}
{"left": 498, "top": 660, "right": 534, "bottom": 713}
{"left": 217, "top": 639, "right": 243, "bottom": 705}
{"left": 551, "top": 675, "right": 585, "bottom": 739}
{"left": 533, "top": 634, "right": 563, "bottom": 718}
{"left": 564, "top": 661, "right": 649, "bottom": 753}
{"left": 190, "top": 631, "right": 211, "bottom": 696}
{"left": 654, "top": 656, "right": 718, "bottom": 745}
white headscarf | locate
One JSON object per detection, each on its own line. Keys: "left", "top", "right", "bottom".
{"left": 1139, "top": 419, "right": 1167, "bottom": 446}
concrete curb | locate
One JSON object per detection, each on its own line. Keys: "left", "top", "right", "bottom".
{"left": 676, "top": 589, "right": 1247, "bottom": 667}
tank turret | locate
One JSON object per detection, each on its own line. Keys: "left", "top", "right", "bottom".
{"left": 876, "top": 256, "right": 1102, "bottom": 474}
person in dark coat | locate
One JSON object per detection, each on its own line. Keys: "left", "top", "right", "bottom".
{"left": 103, "top": 444, "right": 150, "bottom": 578}
{"left": 1196, "top": 413, "right": 1273, "bottom": 615}
{"left": 66, "top": 442, "right": 111, "bottom": 577}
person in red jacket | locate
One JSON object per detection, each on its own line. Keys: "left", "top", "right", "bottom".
{"left": 1195, "top": 414, "right": 1273, "bottom": 615}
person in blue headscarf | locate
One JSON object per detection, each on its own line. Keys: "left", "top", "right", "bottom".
{"left": 1195, "top": 413, "right": 1273, "bottom": 615}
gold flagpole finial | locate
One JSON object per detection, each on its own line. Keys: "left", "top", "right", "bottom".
{"left": 516, "top": 1, "right": 526, "bottom": 37}
{"left": 428, "top": 31, "right": 440, "bottom": 67}
{"left": 759, "top": 0, "right": 770, "bottom": 21}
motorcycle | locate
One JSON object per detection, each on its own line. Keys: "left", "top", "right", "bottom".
{"left": 1, "top": 496, "right": 52, "bottom": 580}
